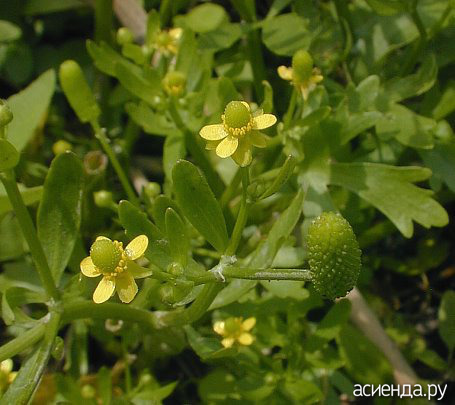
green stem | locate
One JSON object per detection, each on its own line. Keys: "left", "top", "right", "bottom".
{"left": 94, "top": 0, "right": 113, "bottom": 44}
{"left": 168, "top": 99, "right": 225, "bottom": 197}
{"left": 91, "top": 123, "right": 140, "bottom": 206}
{"left": 220, "top": 168, "right": 242, "bottom": 210}
{"left": 283, "top": 89, "right": 298, "bottom": 130}
{"left": 188, "top": 267, "right": 312, "bottom": 284}
{"left": 156, "top": 284, "right": 223, "bottom": 327}
{"left": 0, "top": 323, "right": 46, "bottom": 362}
{"left": 0, "top": 171, "right": 59, "bottom": 301}
{"left": 1, "top": 311, "right": 62, "bottom": 404}
{"left": 225, "top": 167, "right": 249, "bottom": 256}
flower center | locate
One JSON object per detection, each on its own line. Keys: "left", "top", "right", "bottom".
{"left": 222, "top": 101, "right": 253, "bottom": 138}
{"left": 224, "top": 317, "right": 243, "bottom": 336}
{"left": 292, "top": 49, "right": 313, "bottom": 84}
{"left": 90, "top": 240, "right": 127, "bottom": 277}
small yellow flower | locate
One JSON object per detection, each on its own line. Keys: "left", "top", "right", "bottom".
{"left": 0, "top": 359, "right": 17, "bottom": 393}
{"left": 278, "top": 49, "right": 323, "bottom": 101}
{"left": 80, "top": 235, "right": 149, "bottom": 304}
{"left": 213, "top": 317, "right": 256, "bottom": 348}
{"left": 200, "top": 101, "right": 277, "bottom": 167}
{"left": 153, "top": 28, "right": 182, "bottom": 55}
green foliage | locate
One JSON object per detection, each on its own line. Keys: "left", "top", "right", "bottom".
{"left": 37, "top": 152, "right": 84, "bottom": 283}
{"left": 0, "top": 0, "right": 453, "bottom": 403}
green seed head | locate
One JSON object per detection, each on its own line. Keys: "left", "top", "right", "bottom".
{"left": 90, "top": 239, "right": 122, "bottom": 273}
{"left": 224, "top": 101, "right": 251, "bottom": 128}
{"left": 224, "top": 317, "right": 241, "bottom": 334}
{"left": 292, "top": 50, "right": 314, "bottom": 83}
{"left": 307, "top": 212, "right": 361, "bottom": 300}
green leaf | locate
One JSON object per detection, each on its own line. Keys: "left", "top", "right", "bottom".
{"left": 0, "top": 184, "right": 42, "bottom": 217}
{"left": 262, "top": 13, "right": 311, "bottom": 56}
{"left": 125, "top": 102, "right": 177, "bottom": 137}
{"left": 0, "top": 139, "right": 19, "bottom": 171}
{"left": 6, "top": 69, "right": 56, "bottom": 151}
{"left": 338, "top": 324, "right": 393, "bottom": 385}
{"left": 183, "top": 3, "right": 227, "bottom": 33}
{"left": 431, "top": 80, "right": 455, "bottom": 120}
{"left": 118, "top": 200, "right": 171, "bottom": 269}
{"left": 0, "top": 20, "right": 21, "bottom": 42}
{"left": 383, "top": 54, "right": 437, "bottom": 102}
{"left": 165, "top": 208, "right": 189, "bottom": 266}
{"left": 115, "top": 63, "right": 161, "bottom": 106}
{"left": 198, "top": 22, "right": 242, "bottom": 51}
{"left": 376, "top": 103, "right": 435, "bottom": 149}
{"left": 438, "top": 290, "right": 455, "bottom": 353}
{"left": 365, "top": 0, "right": 407, "bottom": 16}
{"left": 259, "top": 155, "right": 296, "bottom": 199}
{"left": 24, "top": 0, "right": 86, "bottom": 15}
{"left": 211, "top": 190, "right": 304, "bottom": 309}
{"left": 172, "top": 160, "right": 228, "bottom": 253}
{"left": 330, "top": 162, "right": 448, "bottom": 237}
{"left": 37, "top": 152, "right": 84, "bottom": 283}
{"left": 97, "top": 367, "right": 112, "bottom": 405}
{"left": 163, "top": 135, "right": 186, "bottom": 181}
{"left": 307, "top": 300, "right": 352, "bottom": 351}
{"left": 420, "top": 143, "right": 455, "bottom": 192}
{"left": 184, "top": 325, "right": 236, "bottom": 360}
{"left": 59, "top": 60, "right": 100, "bottom": 124}
{"left": 86, "top": 40, "right": 129, "bottom": 77}
{"left": 151, "top": 195, "right": 181, "bottom": 231}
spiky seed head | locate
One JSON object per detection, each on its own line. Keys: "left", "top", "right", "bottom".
{"left": 307, "top": 212, "right": 361, "bottom": 300}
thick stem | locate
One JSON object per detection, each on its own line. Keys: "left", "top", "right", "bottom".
{"left": 188, "top": 267, "right": 312, "bottom": 284}
{"left": 0, "top": 171, "right": 59, "bottom": 301}
{"left": 225, "top": 167, "right": 249, "bottom": 256}
{"left": 95, "top": 0, "right": 113, "bottom": 44}
{"left": 0, "top": 323, "right": 46, "bottom": 362}
{"left": 283, "top": 89, "right": 297, "bottom": 130}
{"left": 92, "top": 123, "right": 140, "bottom": 206}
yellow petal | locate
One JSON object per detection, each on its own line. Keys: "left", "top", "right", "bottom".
{"left": 221, "top": 337, "right": 235, "bottom": 348}
{"left": 301, "top": 85, "right": 310, "bottom": 101}
{"left": 240, "top": 101, "right": 250, "bottom": 111}
{"left": 232, "top": 139, "right": 252, "bottom": 167}
{"left": 238, "top": 333, "right": 254, "bottom": 345}
{"left": 96, "top": 236, "right": 111, "bottom": 242}
{"left": 205, "top": 140, "right": 220, "bottom": 150}
{"left": 93, "top": 277, "right": 115, "bottom": 304}
{"left": 278, "top": 66, "right": 293, "bottom": 81}
{"left": 249, "top": 131, "right": 268, "bottom": 148}
{"left": 216, "top": 136, "right": 238, "bottom": 158}
{"left": 116, "top": 272, "right": 138, "bottom": 303}
{"left": 127, "top": 260, "right": 153, "bottom": 279}
{"left": 253, "top": 114, "right": 277, "bottom": 130}
{"left": 213, "top": 321, "right": 225, "bottom": 336}
{"left": 169, "top": 27, "right": 182, "bottom": 40}
{"left": 199, "top": 124, "right": 227, "bottom": 140}
{"left": 242, "top": 317, "right": 256, "bottom": 331}
{"left": 1, "top": 359, "right": 13, "bottom": 373}
{"left": 311, "top": 74, "right": 323, "bottom": 84}
{"left": 80, "top": 257, "right": 101, "bottom": 278}
{"left": 125, "top": 235, "right": 148, "bottom": 260}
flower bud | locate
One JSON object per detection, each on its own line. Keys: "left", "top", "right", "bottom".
{"left": 143, "top": 182, "right": 161, "bottom": 200}
{"left": 162, "top": 71, "right": 186, "bottom": 97}
{"left": 0, "top": 100, "right": 13, "bottom": 128}
{"left": 159, "top": 281, "right": 193, "bottom": 304}
{"left": 292, "top": 50, "right": 313, "bottom": 83}
{"left": 93, "top": 190, "right": 115, "bottom": 209}
{"left": 117, "top": 27, "right": 134, "bottom": 45}
{"left": 307, "top": 212, "right": 361, "bottom": 300}
{"left": 52, "top": 140, "right": 72, "bottom": 155}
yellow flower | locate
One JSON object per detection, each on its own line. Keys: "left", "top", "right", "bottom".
{"left": 80, "top": 235, "right": 149, "bottom": 304}
{"left": 213, "top": 317, "right": 256, "bottom": 348}
{"left": 0, "top": 359, "right": 16, "bottom": 393}
{"left": 162, "top": 71, "right": 186, "bottom": 97}
{"left": 153, "top": 28, "right": 182, "bottom": 55}
{"left": 278, "top": 49, "right": 323, "bottom": 101}
{"left": 199, "top": 101, "right": 277, "bottom": 167}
